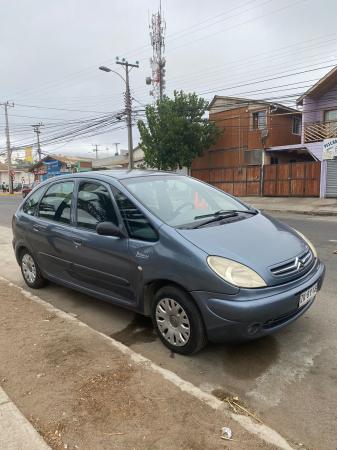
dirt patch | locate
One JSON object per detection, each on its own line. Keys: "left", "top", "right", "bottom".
{"left": 0, "top": 280, "right": 279, "bottom": 450}
{"left": 44, "top": 337, "right": 89, "bottom": 366}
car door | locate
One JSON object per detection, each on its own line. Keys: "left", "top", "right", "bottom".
{"left": 31, "top": 179, "right": 79, "bottom": 283}
{"left": 69, "top": 179, "right": 138, "bottom": 306}
{"left": 15, "top": 185, "right": 47, "bottom": 256}
{"left": 111, "top": 186, "right": 159, "bottom": 304}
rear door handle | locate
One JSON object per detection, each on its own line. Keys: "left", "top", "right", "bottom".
{"left": 73, "top": 238, "right": 82, "bottom": 248}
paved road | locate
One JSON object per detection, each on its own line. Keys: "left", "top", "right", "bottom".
{"left": 0, "top": 196, "right": 22, "bottom": 227}
{"left": 1, "top": 196, "right": 337, "bottom": 449}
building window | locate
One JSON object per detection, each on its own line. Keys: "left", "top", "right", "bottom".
{"left": 292, "top": 116, "right": 301, "bottom": 135}
{"left": 324, "top": 109, "right": 337, "bottom": 122}
{"left": 270, "top": 157, "right": 279, "bottom": 165}
{"left": 252, "top": 111, "right": 266, "bottom": 130}
{"left": 244, "top": 149, "right": 263, "bottom": 165}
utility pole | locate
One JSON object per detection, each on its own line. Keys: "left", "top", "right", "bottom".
{"left": 116, "top": 58, "right": 139, "bottom": 170}
{"left": 92, "top": 144, "right": 100, "bottom": 159}
{"left": 1, "top": 102, "right": 14, "bottom": 194}
{"left": 146, "top": 1, "right": 166, "bottom": 101}
{"left": 112, "top": 142, "right": 120, "bottom": 156}
{"left": 32, "top": 122, "right": 43, "bottom": 161}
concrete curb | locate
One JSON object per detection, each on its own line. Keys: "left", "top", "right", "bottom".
{"left": 0, "top": 388, "right": 51, "bottom": 450}
{"left": 0, "top": 276, "right": 294, "bottom": 450}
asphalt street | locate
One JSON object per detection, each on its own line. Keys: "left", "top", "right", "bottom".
{"left": 1, "top": 195, "right": 337, "bottom": 449}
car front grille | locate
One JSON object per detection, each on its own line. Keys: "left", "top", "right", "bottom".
{"left": 270, "top": 248, "right": 313, "bottom": 278}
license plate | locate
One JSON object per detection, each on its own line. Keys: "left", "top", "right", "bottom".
{"left": 299, "top": 283, "right": 317, "bottom": 308}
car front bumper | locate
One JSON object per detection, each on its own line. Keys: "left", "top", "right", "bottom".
{"left": 191, "top": 259, "right": 325, "bottom": 343}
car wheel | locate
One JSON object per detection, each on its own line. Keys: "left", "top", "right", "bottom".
{"left": 20, "top": 250, "right": 46, "bottom": 289}
{"left": 152, "top": 285, "right": 207, "bottom": 355}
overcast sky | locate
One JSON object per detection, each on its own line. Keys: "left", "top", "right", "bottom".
{"left": 1, "top": 0, "right": 337, "bottom": 160}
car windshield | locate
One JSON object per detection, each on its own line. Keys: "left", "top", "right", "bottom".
{"left": 122, "top": 175, "right": 252, "bottom": 228}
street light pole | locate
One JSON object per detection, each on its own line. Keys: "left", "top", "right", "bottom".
{"left": 99, "top": 58, "right": 139, "bottom": 170}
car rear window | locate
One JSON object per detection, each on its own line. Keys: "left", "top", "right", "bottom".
{"left": 38, "top": 181, "right": 74, "bottom": 224}
{"left": 22, "top": 187, "right": 44, "bottom": 216}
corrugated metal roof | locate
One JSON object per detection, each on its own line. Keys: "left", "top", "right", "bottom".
{"left": 208, "top": 95, "right": 299, "bottom": 113}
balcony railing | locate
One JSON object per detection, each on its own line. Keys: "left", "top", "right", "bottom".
{"left": 304, "top": 121, "right": 337, "bottom": 143}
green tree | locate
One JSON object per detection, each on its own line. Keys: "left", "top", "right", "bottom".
{"left": 137, "top": 90, "right": 219, "bottom": 171}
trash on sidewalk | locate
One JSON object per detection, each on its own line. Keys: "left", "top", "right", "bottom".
{"left": 220, "top": 426, "right": 232, "bottom": 440}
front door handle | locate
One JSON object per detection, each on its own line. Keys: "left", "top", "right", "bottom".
{"left": 33, "top": 224, "right": 47, "bottom": 232}
{"left": 73, "top": 238, "right": 82, "bottom": 248}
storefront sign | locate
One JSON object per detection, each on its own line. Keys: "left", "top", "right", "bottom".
{"left": 323, "top": 138, "right": 337, "bottom": 160}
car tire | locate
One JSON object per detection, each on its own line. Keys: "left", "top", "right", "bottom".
{"left": 20, "top": 249, "right": 47, "bottom": 289}
{"left": 152, "top": 285, "right": 207, "bottom": 355}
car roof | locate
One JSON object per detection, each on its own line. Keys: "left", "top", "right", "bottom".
{"left": 39, "top": 169, "right": 183, "bottom": 185}
{"left": 87, "top": 169, "right": 175, "bottom": 180}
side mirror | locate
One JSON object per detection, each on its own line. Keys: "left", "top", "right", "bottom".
{"left": 96, "top": 222, "right": 126, "bottom": 238}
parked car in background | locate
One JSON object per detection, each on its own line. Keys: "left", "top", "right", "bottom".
{"left": 12, "top": 170, "right": 325, "bottom": 354}
{"left": 13, "top": 183, "right": 22, "bottom": 192}
{"left": 22, "top": 181, "right": 39, "bottom": 198}
{"left": 22, "top": 183, "right": 32, "bottom": 198}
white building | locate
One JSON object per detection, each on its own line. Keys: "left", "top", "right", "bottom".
{"left": 0, "top": 162, "right": 34, "bottom": 187}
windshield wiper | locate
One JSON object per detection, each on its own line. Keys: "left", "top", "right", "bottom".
{"left": 194, "top": 209, "right": 257, "bottom": 220}
{"left": 189, "top": 212, "right": 239, "bottom": 229}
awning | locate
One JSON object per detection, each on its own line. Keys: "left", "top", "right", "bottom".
{"left": 266, "top": 144, "right": 318, "bottom": 161}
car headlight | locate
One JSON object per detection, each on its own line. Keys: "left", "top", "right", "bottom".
{"left": 294, "top": 229, "right": 317, "bottom": 258}
{"left": 207, "top": 256, "right": 267, "bottom": 288}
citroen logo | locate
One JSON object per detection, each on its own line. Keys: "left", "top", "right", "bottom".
{"left": 295, "top": 257, "right": 305, "bottom": 271}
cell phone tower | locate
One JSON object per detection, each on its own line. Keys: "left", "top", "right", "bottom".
{"left": 146, "top": 1, "right": 166, "bottom": 101}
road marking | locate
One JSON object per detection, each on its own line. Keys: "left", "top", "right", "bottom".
{"left": 0, "top": 275, "right": 293, "bottom": 450}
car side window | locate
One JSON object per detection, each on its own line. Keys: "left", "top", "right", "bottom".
{"left": 22, "top": 187, "right": 44, "bottom": 216}
{"left": 114, "top": 189, "right": 158, "bottom": 242}
{"left": 38, "top": 181, "right": 74, "bottom": 224}
{"left": 76, "top": 181, "right": 118, "bottom": 230}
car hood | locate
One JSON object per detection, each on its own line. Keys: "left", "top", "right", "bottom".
{"left": 177, "top": 213, "right": 308, "bottom": 285}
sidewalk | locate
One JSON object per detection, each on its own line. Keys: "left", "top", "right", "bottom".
{"left": 0, "top": 388, "right": 50, "bottom": 450}
{"left": 239, "top": 197, "right": 337, "bottom": 216}
{"left": 0, "top": 192, "right": 21, "bottom": 197}
{"left": 0, "top": 278, "right": 291, "bottom": 450}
